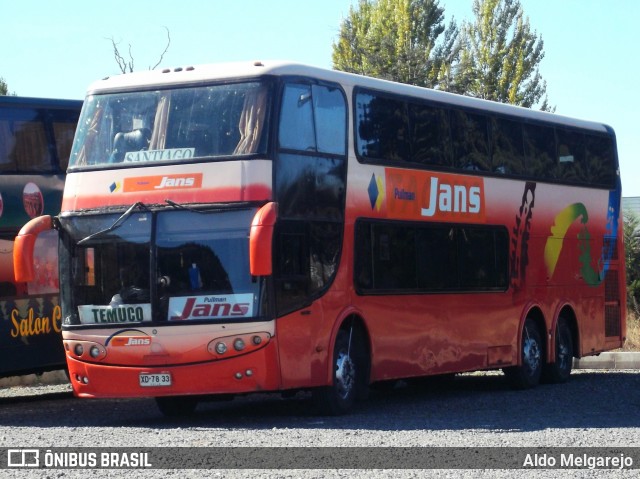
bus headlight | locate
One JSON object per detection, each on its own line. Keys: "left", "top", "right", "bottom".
{"left": 65, "top": 340, "right": 106, "bottom": 360}
{"left": 207, "top": 332, "right": 270, "bottom": 359}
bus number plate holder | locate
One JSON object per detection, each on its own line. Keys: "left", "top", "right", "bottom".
{"left": 139, "top": 372, "right": 172, "bottom": 387}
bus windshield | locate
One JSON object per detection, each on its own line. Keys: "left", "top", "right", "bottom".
{"left": 60, "top": 207, "right": 262, "bottom": 325}
{"left": 69, "top": 81, "right": 270, "bottom": 168}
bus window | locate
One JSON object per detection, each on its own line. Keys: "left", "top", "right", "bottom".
{"left": 586, "top": 134, "right": 616, "bottom": 188}
{"left": 356, "top": 92, "right": 410, "bottom": 162}
{"left": 410, "top": 102, "right": 452, "bottom": 169}
{"left": 491, "top": 117, "right": 524, "bottom": 175}
{"left": 356, "top": 220, "right": 508, "bottom": 293}
{"left": 523, "top": 123, "right": 555, "bottom": 179}
{"left": 279, "top": 83, "right": 346, "bottom": 155}
{"left": 0, "top": 109, "right": 51, "bottom": 172}
{"left": 71, "top": 83, "right": 269, "bottom": 168}
{"left": 279, "top": 84, "right": 316, "bottom": 151}
{"left": 555, "top": 128, "right": 587, "bottom": 184}
{"left": 451, "top": 109, "right": 490, "bottom": 172}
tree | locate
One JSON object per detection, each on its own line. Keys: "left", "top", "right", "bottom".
{"left": 624, "top": 211, "right": 640, "bottom": 315}
{"left": 0, "top": 77, "right": 9, "bottom": 95}
{"left": 453, "top": 0, "right": 551, "bottom": 110}
{"left": 332, "top": 0, "right": 460, "bottom": 89}
{"left": 108, "top": 26, "right": 171, "bottom": 74}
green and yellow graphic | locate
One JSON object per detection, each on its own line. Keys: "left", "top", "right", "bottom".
{"left": 544, "top": 201, "right": 612, "bottom": 287}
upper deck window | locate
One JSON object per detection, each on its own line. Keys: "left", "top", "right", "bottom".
{"left": 355, "top": 87, "right": 617, "bottom": 189}
{"left": 69, "top": 82, "right": 270, "bottom": 169}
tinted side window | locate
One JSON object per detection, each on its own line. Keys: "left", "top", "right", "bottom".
{"left": 451, "top": 110, "right": 490, "bottom": 172}
{"left": 355, "top": 220, "right": 508, "bottom": 294}
{"left": 274, "top": 223, "right": 309, "bottom": 314}
{"left": 491, "top": 117, "right": 524, "bottom": 175}
{"left": 0, "top": 108, "right": 52, "bottom": 172}
{"left": 523, "top": 123, "right": 555, "bottom": 179}
{"left": 586, "top": 134, "right": 616, "bottom": 188}
{"left": 280, "top": 83, "right": 346, "bottom": 155}
{"left": 274, "top": 80, "right": 347, "bottom": 316}
{"left": 356, "top": 92, "right": 409, "bottom": 162}
{"left": 556, "top": 128, "right": 587, "bottom": 184}
{"left": 410, "top": 102, "right": 452, "bottom": 168}
{"left": 279, "top": 84, "right": 315, "bottom": 151}
{"left": 416, "top": 225, "right": 457, "bottom": 290}
{"left": 313, "top": 85, "right": 346, "bottom": 155}
{"left": 276, "top": 153, "right": 345, "bottom": 220}
{"left": 369, "top": 224, "right": 417, "bottom": 290}
{"left": 52, "top": 119, "right": 79, "bottom": 171}
{"left": 353, "top": 89, "right": 617, "bottom": 190}
{"left": 457, "top": 227, "right": 508, "bottom": 289}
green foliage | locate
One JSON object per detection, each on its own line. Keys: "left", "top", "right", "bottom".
{"left": 332, "top": 0, "right": 460, "bottom": 89}
{"left": 624, "top": 211, "right": 640, "bottom": 315}
{"left": 332, "top": 0, "right": 551, "bottom": 110}
{"left": 454, "top": 0, "right": 550, "bottom": 110}
{"left": 0, "top": 77, "right": 8, "bottom": 95}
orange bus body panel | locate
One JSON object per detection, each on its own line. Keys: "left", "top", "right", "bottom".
{"left": 67, "top": 340, "right": 281, "bottom": 398}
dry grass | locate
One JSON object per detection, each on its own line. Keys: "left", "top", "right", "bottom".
{"left": 621, "top": 314, "right": 640, "bottom": 351}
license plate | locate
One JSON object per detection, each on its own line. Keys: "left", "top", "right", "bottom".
{"left": 139, "top": 372, "right": 172, "bottom": 387}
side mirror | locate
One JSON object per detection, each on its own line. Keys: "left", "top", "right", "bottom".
{"left": 249, "top": 202, "right": 277, "bottom": 276}
{"left": 14, "top": 215, "right": 53, "bottom": 283}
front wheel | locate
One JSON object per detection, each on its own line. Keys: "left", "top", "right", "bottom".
{"left": 503, "top": 318, "right": 543, "bottom": 389}
{"left": 313, "top": 327, "right": 369, "bottom": 415}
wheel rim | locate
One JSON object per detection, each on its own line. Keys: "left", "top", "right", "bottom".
{"left": 335, "top": 350, "right": 355, "bottom": 400}
{"left": 523, "top": 333, "right": 541, "bottom": 376}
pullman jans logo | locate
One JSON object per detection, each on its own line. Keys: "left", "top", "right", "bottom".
{"left": 372, "top": 168, "right": 486, "bottom": 223}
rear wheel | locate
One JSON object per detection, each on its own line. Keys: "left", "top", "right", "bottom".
{"left": 542, "top": 317, "right": 573, "bottom": 383}
{"left": 504, "top": 318, "right": 543, "bottom": 389}
{"left": 155, "top": 396, "right": 198, "bottom": 417}
{"left": 313, "top": 327, "right": 369, "bottom": 415}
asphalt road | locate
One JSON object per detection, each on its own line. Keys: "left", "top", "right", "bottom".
{"left": 0, "top": 369, "right": 639, "bottom": 478}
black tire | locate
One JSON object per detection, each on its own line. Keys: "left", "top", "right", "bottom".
{"left": 155, "top": 396, "right": 198, "bottom": 417}
{"left": 503, "top": 318, "right": 543, "bottom": 389}
{"left": 313, "top": 327, "right": 369, "bottom": 415}
{"left": 542, "top": 317, "right": 574, "bottom": 383}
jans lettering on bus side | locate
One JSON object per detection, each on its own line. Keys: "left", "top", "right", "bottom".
{"left": 386, "top": 169, "right": 485, "bottom": 222}
{"left": 11, "top": 305, "right": 62, "bottom": 338}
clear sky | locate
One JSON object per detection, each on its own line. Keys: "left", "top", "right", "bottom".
{"left": 2, "top": 0, "right": 638, "bottom": 196}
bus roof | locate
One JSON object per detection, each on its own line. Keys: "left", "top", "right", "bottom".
{"left": 0, "top": 95, "right": 82, "bottom": 109}
{"left": 87, "top": 60, "right": 611, "bottom": 134}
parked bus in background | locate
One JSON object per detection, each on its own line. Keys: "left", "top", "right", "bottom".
{"left": 0, "top": 96, "right": 82, "bottom": 378}
{"left": 14, "top": 62, "right": 624, "bottom": 415}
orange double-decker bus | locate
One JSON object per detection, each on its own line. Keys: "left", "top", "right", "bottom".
{"left": 15, "top": 62, "right": 624, "bottom": 416}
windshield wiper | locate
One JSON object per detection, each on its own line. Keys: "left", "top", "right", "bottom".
{"left": 77, "top": 202, "right": 148, "bottom": 245}
{"left": 165, "top": 199, "right": 255, "bottom": 213}
{"left": 164, "top": 199, "right": 204, "bottom": 213}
